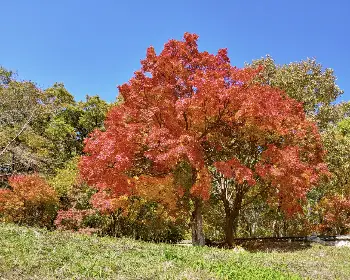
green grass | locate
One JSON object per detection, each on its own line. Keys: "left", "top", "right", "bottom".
{"left": 0, "top": 224, "right": 349, "bottom": 279}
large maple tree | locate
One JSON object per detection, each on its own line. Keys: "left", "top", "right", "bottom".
{"left": 79, "top": 33, "right": 328, "bottom": 245}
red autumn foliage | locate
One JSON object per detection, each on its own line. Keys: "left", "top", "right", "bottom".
{"left": 0, "top": 174, "right": 58, "bottom": 227}
{"left": 214, "top": 158, "right": 256, "bottom": 186}
{"left": 79, "top": 33, "right": 328, "bottom": 219}
{"left": 318, "top": 194, "right": 350, "bottom": 234}
{"left": 255, "top": 145, "right": 330, "bottom": 216}
{"left": 54, "top": 208, "right": 96, "bottom": 233}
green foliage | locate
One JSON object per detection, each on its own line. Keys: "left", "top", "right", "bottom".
{"left": 77, "top": 95, "right": 110, "bottom": 139}
{"left": 338, "top": 117, "right": 350, "bottom": 136}
{"left": 313, "top": 119, "right": 350, "bottom": 234}
{"left": 315, "top": 117, "right": 350, "bottom": 212}
{"left": 246, "top": 57, "right": 350, "bottom": 236}
{"left": 203, "top": 197, "right": 226, "bottom": 241}
{"left": 49, "top": 156, "right": 97, "bottom": 227}
{"left": 0, "top": 68, "right": 111, "bottom": 176}
{"left": 173, "top": 161, "right": 195, "bottom": 192}
{"left": 0, "top": 77, "right": 77, "bottom": 173}
{"left": 0, "top": 66, "right": 14, "bottom": 85}
{"left": 49, "top": 157, "right": 80, "bottom": 197}
{"left": 91, "top": 198, "right": 187, "bottom": 243}
{"left": 248, "top": 56, "right": 346, "bottom": 129}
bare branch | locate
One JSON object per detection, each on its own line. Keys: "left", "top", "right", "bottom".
{"left": 0, "top": 108, "right": 37, "bottom": 157}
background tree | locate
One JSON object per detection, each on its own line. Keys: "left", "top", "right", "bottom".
{"left": 0, "top": 68, "right": 47, "bottom": 174}
{"left": 322, "top": 117, "right": 350, "bottom": 195}
{"left": 314, "top": 117, "right": 350, "bottom": 235}
{"left": 0, "top": 67, "right": 110, "bottom": 177}
{"left": 77, "top": 95, "right": 110, "bottom": 140}
{"left": 237, "top": 57, "right": 350, "bottom": 237}
{"left": 0, "top": 66, "right": 13, "bottom": 85}
{"left": 247, "top": 56, "right": 346, "bottom": 130}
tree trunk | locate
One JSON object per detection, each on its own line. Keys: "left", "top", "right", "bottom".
{"left": 224, "top": 209, "right": 235, "bottom": 247}
{"left": 222, "top": 188, "right": 244, "bottom": 247}
{"left": 191, "top": 198, "right": 205, "bottom": 246}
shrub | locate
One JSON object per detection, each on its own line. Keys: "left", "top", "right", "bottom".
{"left": 0, "top": 174, "right": 58, "bottom": 227}
{"left": 318, "top": 194, "right": 350, "bottom": 234}
{"left": 89, "top": 197, "right": 187, "bottom": 243}
{"left": 54, "top": 208, "right": 97, "bottom": 234}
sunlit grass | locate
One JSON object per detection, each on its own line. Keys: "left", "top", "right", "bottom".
{"left": 0, "top": 224, "right": 349, "bottom": 279}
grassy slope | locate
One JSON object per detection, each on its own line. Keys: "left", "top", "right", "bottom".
{"left": 0, "top": 224, "right": 349, "bottom": 279}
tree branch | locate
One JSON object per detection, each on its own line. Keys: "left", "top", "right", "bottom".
{"left": 0, "top": 108, "right": 37, "bottom": 157}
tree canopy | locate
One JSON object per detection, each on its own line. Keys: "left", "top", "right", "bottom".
{"left": 80, "top": 33, "right": 329, "bottom": 245}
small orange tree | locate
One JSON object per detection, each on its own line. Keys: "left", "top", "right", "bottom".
{"left": 318, "top": 194, "right": 350, "bottom": 234}
{"left": 0, "top": 174, "right": 58, "bottom": 227}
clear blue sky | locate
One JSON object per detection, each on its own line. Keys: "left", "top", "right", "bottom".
{"left": 1, "top": 0, "right": 349, "bottom": 102}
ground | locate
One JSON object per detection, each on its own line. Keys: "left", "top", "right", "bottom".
{"left": 0, "top": 224, "right": 349, "bottom": 279}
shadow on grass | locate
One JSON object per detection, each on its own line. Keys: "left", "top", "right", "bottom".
{"left": 206, "top": 239, "right": 313, "bottom": 252}
{"left": 238, "top": 240, "right": 313, "bottom": 252}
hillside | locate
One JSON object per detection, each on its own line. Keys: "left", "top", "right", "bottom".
{"left": 0, "top": 224, "right": 350, "bottom": 279}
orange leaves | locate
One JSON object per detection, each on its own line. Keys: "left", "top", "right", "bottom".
{"left": 79, "top": 32, "right": 328, "bottom": 218}
{"left": 0, "top": 189, "right": 23, "bottom": 215}
{"left": 8, "top": 174, "right": 57, "bottom": 205}
{"left": 90, "top": 191, "right": 129, "bottom": 214}
{"left": 318, "top": 194, "right": 350, "bottom": 234}
{"left": 54, "top": 208, "right": 96, "bottom": 232}
{"left": 133, "top": 175, "right": 178, "bottom": 211}
{"left": 214, "top": 158, "right": 256, "bottom": 186}
{"left": 191, "top": 168, "right": 212, "bottom": 200}
{"left": 0, "top": 174, "right": 58, "bottom": 226}
{"left": 256, "top": 145, "right": 329, "bottom": 216}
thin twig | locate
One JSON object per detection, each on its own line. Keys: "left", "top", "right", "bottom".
{"left": 0, "top": 108, "right": 37, "bottom": 157}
